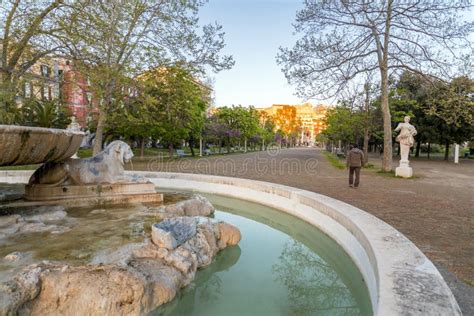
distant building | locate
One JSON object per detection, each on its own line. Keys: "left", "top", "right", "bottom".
{"left": 15, "top": 57, "right": 97, "bottom": 128}
{"left": 16, "top": 58, "right": 62, "bottom": 104}
{"left": 256, "top": 103, "right": 328, "bottom": 145}
{"left": 60, "top": 60, "right": 97, "bottom": 127}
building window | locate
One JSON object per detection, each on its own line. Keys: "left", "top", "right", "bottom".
{"left": 86, "top": 92, "right": 93, "bottom": 108}
{"left": 41, "top": 65, "right": 50, "bottom": 78}
{"left": 52, "top": 86, "right": 60, "bottom": 100}
{"left": 40, "top": 86, "right": 46, "bottom": 100}
{"left": 48, "top": 86, "right": 52, "bottom": 100}
{"left": 24, "top": 82, "right": 31, "bottom": 98}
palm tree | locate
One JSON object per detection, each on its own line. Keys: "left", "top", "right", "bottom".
{"left": 21, "top": 99, "right": 70, "bottom": 128}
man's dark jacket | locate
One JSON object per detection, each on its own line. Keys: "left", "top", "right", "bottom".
{"left": 346, "top": 148, "right": 364, "bottom": 167}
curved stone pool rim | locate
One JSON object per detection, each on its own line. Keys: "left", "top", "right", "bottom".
{"left": 0, "top": 171, "right": 461, "bottom": 315}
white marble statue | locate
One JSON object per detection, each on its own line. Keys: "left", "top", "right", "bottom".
{"left": 29, "top": 141, "right": 147, "bottom": 185}
{"left": 66, "top": 116, "right": 82, "bottom": 132}
{"left": 394, "top": 116, "right": 417, "bottom": 177}
{"left": 67, "top": 116, "right": 82, "bottom": 158}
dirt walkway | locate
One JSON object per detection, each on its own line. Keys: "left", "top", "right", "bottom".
{"left": 127, "top": 147, "right": 474, "bottom": 312}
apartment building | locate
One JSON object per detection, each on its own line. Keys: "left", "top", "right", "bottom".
{"left": 16, "top": 57, "right": 95, "bottom": 128}
{"left": 256, "top": 103, "right": 328, "bottom": 145}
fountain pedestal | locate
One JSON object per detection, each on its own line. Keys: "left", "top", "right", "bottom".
{"left": 24, "top": 182, "right": 163, "bottom": 206}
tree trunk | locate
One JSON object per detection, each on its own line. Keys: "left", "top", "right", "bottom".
{"left": 199, "top": 137, "right": 202, "bottom": 157}
{"left": 0, "top": 73, "right": 15, "bottom": 107}
{"left": 93, "top": 76, "right": 117, "bottom": 156}
{"left": 0, "top": 72, "right": 18, "bottom": 124}
{"left": 380, "top": 69, "right": 392, "bottom": 172}
{"left": 189, "top": 136, "right": 195, "bottom": 157}
{"left": 444, "top": 139, "right": 450, "bottom": 161}
{"left": 378, "top": 0, "right": 393, "bottom": 172}
{"left": 428, "top": 142, "right": 431, "bottom": 160}
{"left": 244, "top": 138, "right": 247, "bottom": 152}
{"left": 169, "top": 143, "right": 174, "bottom": 158}
{"left": 363, "top": 82, "right": 371, "bottom": 164}
{"left": 140, "top": 137, "right": 145, "bottom": 158}
{"left": 92, "top": 108, "right": 106, "bottom": 155}
{"left": 363, "top": 128, "right": 369, "bottom": 165}
{"left": 415, "top": 139, "right": 421, "bottom": 157}
{"left": 226, "top": 136, "right": 231, "bottom": 153}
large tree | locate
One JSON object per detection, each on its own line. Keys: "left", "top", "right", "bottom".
{"left": 392, "top": 72, "right": 474, "bottom": 160}
{"left": 426, "top": 76, "right": 474, "bottom": 160}
{"left": 0, "top": 0, "right": 66, "bottom": 122}
{"left": 258, "top": 111, "right": 276, "bottom": 149}
{"left": 322, "top": 102, "right": 365, "bottom": 147}
{"left": 66, "top": 0, "right": 234, "bottom": 155}
{"left": 277, "top": 0, "right": 473, "bottom": 171}
{"left": 215, "top": 106, "right": 259, "bottom": 153}
{"left": 274, "top": 105, "right": 301, "bottom": 146}
{"left": 109, "top": 65, "right": 208, "bottom": 158}
{"left": 427, "top": 76, "right": 474, "bottom": 128}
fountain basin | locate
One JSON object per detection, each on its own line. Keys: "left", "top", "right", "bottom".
{"left": 0, "top": 125, "right": 84, "bottom": 166}
{"left": 138, "top": 171, "right": 460, "bottom": 316}
{"left": 0, "top": 170, "right": 462, "bottom": 315}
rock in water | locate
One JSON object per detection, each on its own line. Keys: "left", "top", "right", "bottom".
{"left": 24, "top": 206, "right": 67, "bottom": 222}
{"left": 151, "top": 217, "right": 197, "bottom": 249}
{"left": 146, "top": 195, "right": 214, "bottom": 218}
{"left": 4, "top": 252, "right": 25, "bottom": 262}
{"left": 0, "top": 207, "right": 72, "bottom": 238}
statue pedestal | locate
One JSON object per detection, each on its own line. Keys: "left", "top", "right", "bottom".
{"left": 24, "top": 182, "right": 163, "bottom": 206}
{"left": 395, "top": 160, "right": 413, "bottom": 178}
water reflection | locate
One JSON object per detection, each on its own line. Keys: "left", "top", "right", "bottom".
{"left": 273, "top": 240, "right": 361, "bottom": 315}
{"left": 153, "top": 245, "right": 241, "bottom": 315}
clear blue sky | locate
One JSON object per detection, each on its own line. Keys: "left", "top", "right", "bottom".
{"left": 199, "top": 0, "right": 305, "bottom": 108}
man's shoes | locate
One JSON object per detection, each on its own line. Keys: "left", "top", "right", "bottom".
{"left": 349, "top": 184, "right": 354, "bottom": 188}
{"left": 354, "top": 186, "right": 359, "bottom": 189}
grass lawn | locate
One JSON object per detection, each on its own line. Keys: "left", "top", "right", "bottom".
{"left": 322, "top": 151, "right": 346, "bottom": 170}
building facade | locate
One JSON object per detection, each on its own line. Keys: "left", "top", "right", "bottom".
{"left": 16, "top": 58, "right": 96, "bottom": 128}
{"left": 256, "top": 103, "right": 328, "bottom": 145}
{"left": 60, "top": 61, "right": 96, "bottom": 127}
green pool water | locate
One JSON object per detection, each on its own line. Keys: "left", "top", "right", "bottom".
{"left": 153, "top": 194, "right": 373, "bottom": 316}
{"left": 0, "top": 186, "right": 372, "bottom": 315}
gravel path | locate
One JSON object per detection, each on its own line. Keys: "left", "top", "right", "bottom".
{"left": 128, "top": 147, "right": 474, "bottom": 314}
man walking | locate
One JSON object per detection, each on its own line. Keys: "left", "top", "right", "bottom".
{"left": 346, "top": 144, "right": 364, "bottom": 188}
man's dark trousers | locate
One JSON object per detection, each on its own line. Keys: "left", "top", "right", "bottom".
{"left": 349, "top": 167, "right": 361, "bottom": 187}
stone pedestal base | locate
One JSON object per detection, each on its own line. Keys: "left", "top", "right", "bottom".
{"left": 24, "top": 182, "right": 163, "bottom": 206}
{"left": 395, "top": 166, "right": 413, "bottom": 178}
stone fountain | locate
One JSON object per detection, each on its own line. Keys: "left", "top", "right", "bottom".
{"left": 0, "top": 124, "right": 162, "bottom": 206}
{"left": 0, "top": 125, "right": 241, "bottom": 315}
